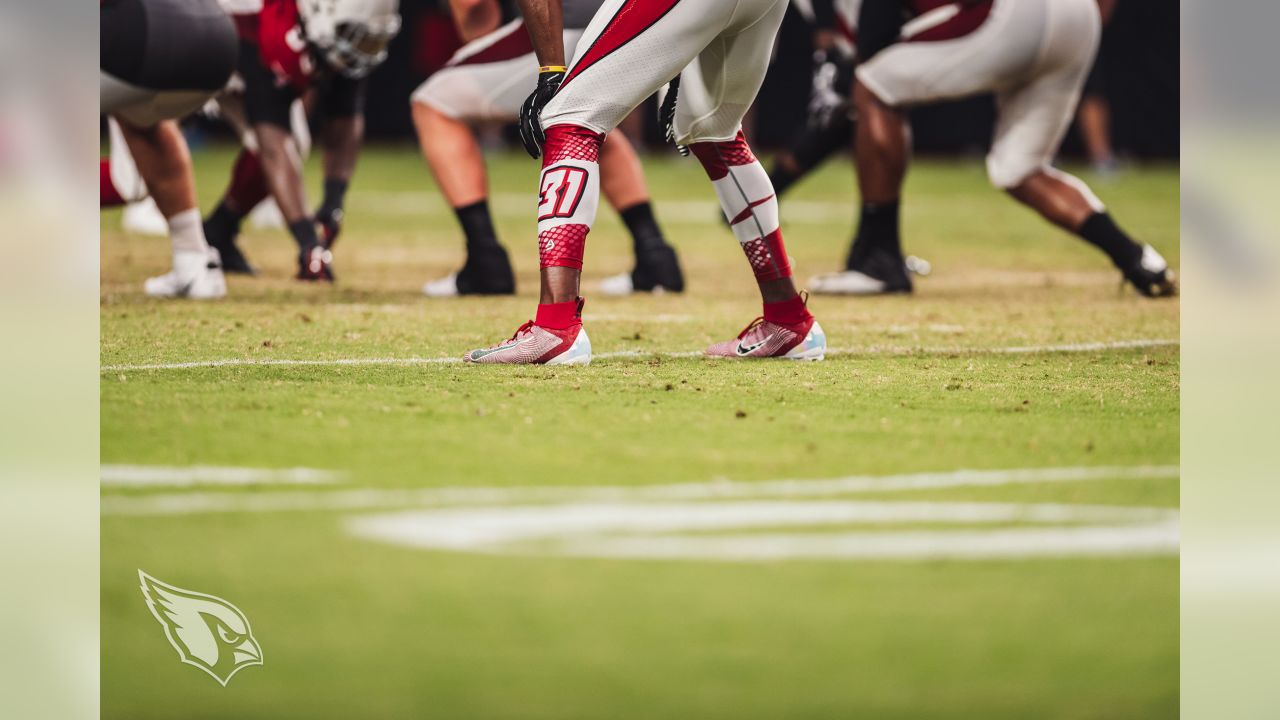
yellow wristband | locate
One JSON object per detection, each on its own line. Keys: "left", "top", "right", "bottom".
{"left": 539, "top": 65, "right": 568, "bottom": 73}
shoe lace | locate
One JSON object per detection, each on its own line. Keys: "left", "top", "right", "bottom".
{"left": 736, "top": 317, "right": 765, "bottom": 340}
{"left": 508, "top": 321, "right": 535, "bottom": 342}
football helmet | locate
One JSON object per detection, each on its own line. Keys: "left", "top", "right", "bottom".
{"left": 298, "top": 0, "right": 401, "bottom": 79}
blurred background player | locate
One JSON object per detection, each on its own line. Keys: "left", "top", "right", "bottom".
{"left": 766, "top": 0, "right": 856, "bottom": 203}
{"left": 201, "top": 0, "right": 402, "bottom": 281}
{"left": 1075, "top": 0, "right": 1118, "bottom": 175}
{"left": 464, "top": 0, "right": 826, "bottom": 364}
{"left": 412, "top": 0, "right": 684, "bottom": 297}
{"left": 810, "top": 0, "right": 1176, "bottom": 298}
{"left": 100, "top": 0, "right": 238, "bottom": 299}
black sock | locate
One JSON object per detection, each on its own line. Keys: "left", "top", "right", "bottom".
{"left": 455, "top": 200, "right": 501, "bottom": 252}
{"left": 620, "top": 202, "right": 668, "bottom": 255}
{"left": 847, "top": 201, "right": 902, "bottom": 269}
{"left": 204, "top": 201, "right": 245, "bottom": 241}
{"left": 320, "top": 178, "right": 349, "bottom": 216}
{"left": 288, "top": 218, "right": 319, "bottom": 251}
{"left": 1079, "top": 212, "right": 1142, "bottom": 268}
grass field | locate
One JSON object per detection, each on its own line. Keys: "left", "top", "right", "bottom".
{"left": 101, "top": 145, "right": 1179, "bottom": 719}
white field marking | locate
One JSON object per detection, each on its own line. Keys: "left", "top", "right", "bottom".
{"left": 345, "top": 501, "right": 1180, "bottom": 561}
{"left": 99, "top": 338, "right": 1177, "bottom": 373}
{"left": 100, "top": 464, "right": 1177, "bottom": 516}
{"left": 101, "top": 464, "right": 344, "bottom": 488}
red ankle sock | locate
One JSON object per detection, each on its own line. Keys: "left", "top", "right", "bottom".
{"left": 763, "top": 295, "right": 812, "bottom": 326}
{"left": 535, "top": 299, "right": 582, "bottom": 329}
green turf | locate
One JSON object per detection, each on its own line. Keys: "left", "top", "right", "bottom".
{"left": 101, "top": 146, "right": 1178, "bottom": 719}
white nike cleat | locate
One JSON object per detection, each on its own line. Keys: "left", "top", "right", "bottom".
{"left": 422, "top": 273, "right": 460, "bottom": 298}
{"left": 465, "top": 297, "right": 592, "bottom": 365}
{"left": 464, "top": 321, "right": 592, "bottom": 365}
{"left": 144, "top": 248, "right": 227, "bottom": 299}
{"left": 808, "top": 269, "right": 893, "bottom": 295}
{"left": 705, "top": 316, "right": 826, "bottom": 360}
{"left": 248, "top": 199, "right": 287, "bottom": 230}
{"left": 121, "top": 198, "right": 169, "bottom": 236}
{"left": 598, "top": 273, "right": 635, "bottom": 296}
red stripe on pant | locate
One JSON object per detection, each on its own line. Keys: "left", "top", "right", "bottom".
{"left": 560, "top": 0, "right": 683, "bottom": 90}
{"left": 906, "top": 1, "right": 993, "bottom": 42}
{"left": 449, "top": 21, "right": 535, "bottom": 67}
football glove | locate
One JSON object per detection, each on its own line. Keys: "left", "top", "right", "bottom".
{"left": 658, "top": 76, "right": 688, "bottom": 156}
{"left": 807, "top": 48, "right": 854, "bottom": 131}
{"left": 519, "top": 66, "right": 565, "bottom": 159}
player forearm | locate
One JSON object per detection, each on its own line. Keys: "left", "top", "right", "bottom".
{"left": 514, "top": 0, "right": 565, "bottom": 67}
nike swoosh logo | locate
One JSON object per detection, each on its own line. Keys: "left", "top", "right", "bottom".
{"left": 735, "top": 334, "right": 774, "bottom": 356}
{"left": 470, "top": 335, "right": 534, "bottom": 361}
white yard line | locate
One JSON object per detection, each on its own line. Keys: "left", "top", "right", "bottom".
{"left": 101, "top": 465, "right": 344, "bottom": 488}
{"left": 101, "top": 464, "right": 1177, "bottom": 516}
{"left": 346, "top": 501, "right": 1180, "bottom": 561}
{"left": 100, "top": 338, "right": 1178, "bottom": 373}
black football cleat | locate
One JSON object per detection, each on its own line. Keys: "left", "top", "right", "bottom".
{"left": 422, "top": 247, "right": 516, "bottom": 297}
{"left": 1121, "top": 245, "right": 1177, "bottom": 298}
{"left": 203, "top": 219, "right": 257, "bottom": 276}
{"left": 297, "top": 244, "right": 335, "bottom": 282}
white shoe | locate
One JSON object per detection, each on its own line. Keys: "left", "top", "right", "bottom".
{"left": 808, "top": 269, "right": 893, "bottom": 295}
{"left": 248, "top": 200, "right": 287, "bottom": 230}
{"left": 598, "top": 273, "right": 635, "bottom": 296}
{"left": 122, "top": 198, "right": 169, "bottom": 236}
{"left": 145, "top": 248, "right": 227, "bottom": 299}
{"left": 422, "top": 273, "right": 460, "bottom": 298}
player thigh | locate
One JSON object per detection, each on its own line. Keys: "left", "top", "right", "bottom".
{"left": 855, "top": 1, "right": 1037, "bottom": 107}
{"left": 542, "top": 0, "right": 733, "bottom": 135}
{"left": 986, "top": 10, "right": 1099, "bottom": 187}
{"left": 673, "top": 0, "right": 788, "bottom": 143}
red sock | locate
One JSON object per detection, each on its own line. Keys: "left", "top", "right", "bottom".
{"left": 226, "top": 149, "right": 269, "bottom": 213}
{"left": 763, "top": 295, "right": 812, "bottom": 326}
{"left": 100, "top": 158, "right": 125, "bottom": 207}
{"left": 535, "top": 299, "right": 582, "bottom": 330}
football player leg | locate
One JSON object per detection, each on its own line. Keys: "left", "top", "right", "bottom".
{"left": 414, "top": 20, "right": 681, "bottom": 298}
{"left": 100, "top": 0, "right": 237, "bottom": 299}
{"left": 465, "top": 0, "right": 748, "bottom": 364}
{"left": 989, "top": 0, "right": 1175, "bottom": 297}
{"left": 410, "top": 21, "right": 532, "bottom": 297}
{"left": 202, "top": 94, "right": 312, "bottom": 275}
{"left": 673, "top": 9, "right": 825, "bottom": 360}
{"left": 808, "top": 77, "right": 914, "bottom": 296}
{"left": 114, "top": 119, "right": 228, "bottom": 299}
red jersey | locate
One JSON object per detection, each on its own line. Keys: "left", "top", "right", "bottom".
{"left": 233, "top": 0, "right": 314, "bottom": 92}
